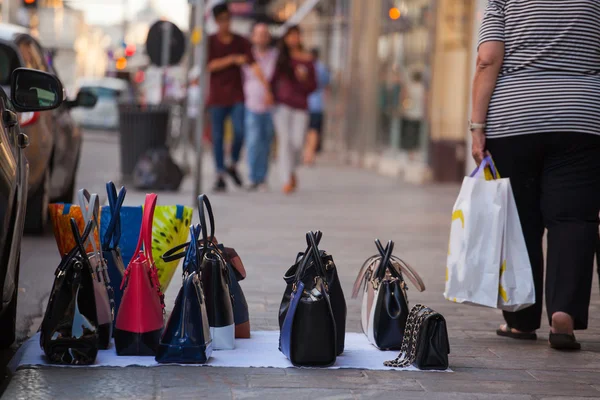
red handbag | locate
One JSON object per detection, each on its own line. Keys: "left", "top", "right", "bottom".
{"left": 114, "top": 193, "right": 165, "bottom": 356}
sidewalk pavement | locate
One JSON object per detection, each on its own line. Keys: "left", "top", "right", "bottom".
{"left": 4, "top": 149, "right": 600, "bottom": 399}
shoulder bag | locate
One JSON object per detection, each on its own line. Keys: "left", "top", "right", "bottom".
{"left": 196, "top": 194, "right": 235, "bottom": 349}
{"left": 352, "top": 239, "right": 425, "bottom": 350}
{"left": 78, "top": 189, "right": 114, "bottom": 349}
{"left": 156, "top": 224, "right": 213, "bottom": 363}
{"left": 384, "top": 304, "right": 450, "bottom": 370}
{"left": 40, "top": 218, "right": 99, "bottom": 365}
{"left": 279, "top": 231, "right": 346, "bottom": 355}
{"left": 114, "top": 193, "right": 165, "bottom": 356}
{"left": 279, "top": 231, "right": 337, "bottom": 367}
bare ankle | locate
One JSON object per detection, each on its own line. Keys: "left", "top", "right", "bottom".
{"left": 551, "top": 312, "right": 574, "bottom": 335}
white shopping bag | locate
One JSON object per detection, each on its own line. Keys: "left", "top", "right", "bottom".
{"left": 497, "top": 183, "right": 535, "bottom": 311}
{"left": 445, "top": 157, "right": 535, "bottom": 311}
{"left": 444, "top": 157, "right": 507, "bottom": 308}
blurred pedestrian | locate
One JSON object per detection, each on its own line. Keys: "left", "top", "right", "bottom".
{"left": 304, "top": 47, "right": 330, "bottom": 165}
{"left": 243, "top": 22, "right": 278, "bottom": 191}
{"left": 471, "top": 0, "right": 600, "bottom": 350}
{"left": 271, "top": 26, "right": 317, "bottom": 194}
{"left": 401, "top": 70, "right": 425, "bottom": 150}
{"left": 207, "top": 3, "right": 274, "bottom": 192}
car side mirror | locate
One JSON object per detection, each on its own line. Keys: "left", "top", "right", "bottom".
{"left": 66, "top": 91, "right": 98, "bottom": 109}
{"left": 10, "top": 68, "right": 64, "bottom": 112}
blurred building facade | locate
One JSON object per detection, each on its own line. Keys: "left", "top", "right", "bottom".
{"left": 271, "top": 0, "right": 487, "bottom": 183}
{"left": 1, "top": 0, "right": 110, "bottom": 95}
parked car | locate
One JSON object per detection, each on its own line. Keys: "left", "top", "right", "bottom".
{"left": 0, "top": 24, "right": 96, "bottom": 234}
{"left": 0, "top": 67, "right": 69, "bottom": 349}
{"left": 71, "top": 76, "right": 134, "bottom": 130}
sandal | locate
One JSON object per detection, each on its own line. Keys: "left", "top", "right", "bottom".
{"left": 496, "top": 325, "right": 537, "bottom": 340}
{"left": 549, "top": 332, "right": 581, "bottom": 350}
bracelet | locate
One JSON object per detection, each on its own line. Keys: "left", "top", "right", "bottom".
{"left": 468, "top": 120, "right": 486, "bottom": 131}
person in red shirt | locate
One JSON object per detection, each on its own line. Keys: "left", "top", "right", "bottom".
{"left": 271, "top": 26, "right": 317, "bottom": 194}
{"left": 207, "top": 3, "right": 273, "bottom": 192}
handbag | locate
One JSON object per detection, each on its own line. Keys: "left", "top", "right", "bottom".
{"left": 196, "top": 194, "right": 235, "bottom": 349}
{"left": 279, "top": 231, "right": 346, "bottom": 355}
{"left": 101, "top": 182, "right": 127, "bottom": 319}
{"left": 156, "top": 225, "right": 213, "bottom": 364}
{"left": 279, "top": 231, "right": 337, "bottom": 367}
{"left": 384, "top": 304, "right": 450, "bottom": 371}
{"left": 99, "top": 202, "right": 193, "bottom": 291}
{"left": 40, "top": 218, "right": 99, "bottom": 365}
{"left": 352, "top": 239, "right": 425, "bottom": 350}
{"left": 77, "top": 190, "right": 114, "bottom": 350}
{"left": 114, "top": 193, "right": 165, "bottom": 356}
{"left": 162, "top": 231, "right": 250, "bottom": 339}
{"left": 48, "top": 203, "right": 100, "bottom": 256}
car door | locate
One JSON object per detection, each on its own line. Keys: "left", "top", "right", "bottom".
{"left": 0, "top": 82, "right": 26, "bottom": 311}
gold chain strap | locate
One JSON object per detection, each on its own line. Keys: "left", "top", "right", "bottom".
{"left": 384, "top": 304, "right": 433, "bottom": 368}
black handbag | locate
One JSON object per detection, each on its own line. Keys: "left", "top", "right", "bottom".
{"left": 279, "top": 231, "right": 338, "bottom": 367}
{"left": 352, "top": 239, "right": 425, "bottom": 350}
{"left": 279, "top": 231, "right": 346, "bottom": 355}
{"left": 156, "top": 225, "right": 213, "bottom": 364}
{"left": 384, "top": 304, "right": 450, "bottom": 370}
{"left": 197, "top": 194, "right": 235, "bottom": 349}
{"left": 40, "top": 218, "right": 99, "bottom": 365}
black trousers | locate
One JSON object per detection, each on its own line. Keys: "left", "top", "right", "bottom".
{"left": 486, "top": 132, "right": 600, "bottom": 331}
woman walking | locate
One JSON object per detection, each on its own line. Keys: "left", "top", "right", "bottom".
{"left": 271, "top": 26, "right": 317, "bottom": 194}
{"left": 471, "top": 0, "right": 600, "bottom": 350}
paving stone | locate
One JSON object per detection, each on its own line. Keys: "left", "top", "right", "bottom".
{"left": 231, "top": 388, "right": 354, "bottom": 400}
{"left": 419, "top": 379, "right": 600, "bottom": 397}
{"left": 351, "top": 391, "right": 533, "bottom": 400}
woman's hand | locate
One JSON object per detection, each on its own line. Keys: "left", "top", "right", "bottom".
{"left": 471, "top": 128, "right": 489, "bottom": 165}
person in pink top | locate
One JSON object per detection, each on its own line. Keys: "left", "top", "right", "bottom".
{"left": 242, "top": 23, "right": 278, "bottom": 191}
{"left": 271, "top": 26, "right": 317, "bottom": 194}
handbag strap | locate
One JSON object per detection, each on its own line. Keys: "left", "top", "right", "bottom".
{"left": 77, "top": 190, "right": 101, "bottom": 257}
{"left": 132, "top": 193, "right": 158, "bottom": 267}
{"left": 383, "top": 304, "right": 434, "bottom": 368}
{"left": 197, "top": 194, "right": 216, "bottom": 261}
{"left": 182, "top": 224, "right": 202, "bottom": 276}
{"left": 103, "top": 181, "right": 127, "bottom": 251}
{"left": 351, "top": 254, "right": 380, "bottom": 298}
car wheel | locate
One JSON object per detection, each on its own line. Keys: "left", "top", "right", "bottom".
{"left": 0, "top": 257, "right": 19, "bottom": 349}
{"left": 24, "top": 168, "right": 50, "bottom": 235}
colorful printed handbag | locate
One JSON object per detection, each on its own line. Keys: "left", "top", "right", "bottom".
{"left": 100, "top": 201, "right": 192, "bottom": 291}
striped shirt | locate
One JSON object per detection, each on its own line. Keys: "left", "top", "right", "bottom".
{"left": 478, "top": 0, "right": 600, "bottom": 138}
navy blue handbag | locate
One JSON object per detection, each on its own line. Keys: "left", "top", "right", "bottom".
{"left": 101, "top": 182, "right": 127, "bottom": 319}
{"left": 156, "top": 225, "right": 213, "bottom": 363}
{"left": 279, "top": 231, "right": 337, "bottom": 367}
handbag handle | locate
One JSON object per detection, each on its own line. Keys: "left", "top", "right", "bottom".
{"left": 375, "top": 239, "right": 426, "bottom": 292}
{"left": 132, "top": 193, "right": 158, "bottom": 267}
{"left": 197, "top": 194, "right": 216, "bottom": 262}
{"left": 77, "top": 190, "right": 101, "bottom": 256}
{"left": 182, "top": 224, "right": 202, "bottom": 276}
{"left": 374, "top": 239, "right": 394, "bottom": 282}
{"left": 78, "top": 190, "right": 110, "bottom": 284}
{"left": 103, "top": 181, "right": 127, "bottom": 251}
{"left": 307, "top": 231, "right": 328, "bottom": 278}
{"left": 56, "top": 217, "right": 95, "bottom": 273}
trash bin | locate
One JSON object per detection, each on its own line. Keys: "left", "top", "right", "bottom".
{"left": 118, "top": 104, "right": 170, "bottom": 183}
